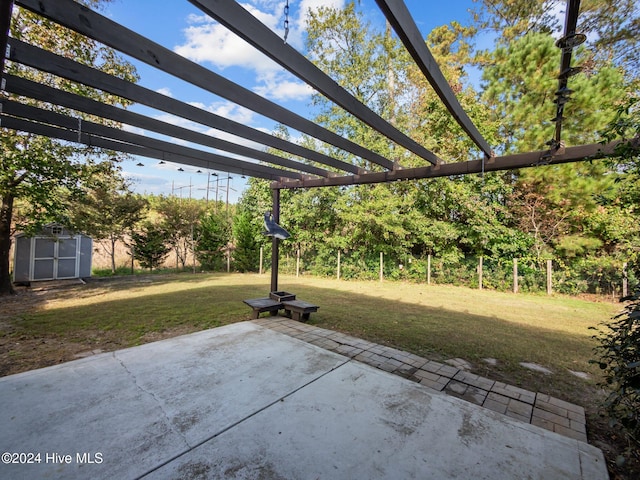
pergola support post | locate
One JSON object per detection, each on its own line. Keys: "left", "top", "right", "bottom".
{"left": 270, "top": 187, "right": 280, "bottom": 293}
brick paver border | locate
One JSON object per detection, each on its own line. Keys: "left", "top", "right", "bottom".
{"left": 253, "top": 317, "right": 588, "bottom": 443}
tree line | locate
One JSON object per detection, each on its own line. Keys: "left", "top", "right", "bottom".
{"left": 232, "top": 1, "right": 639, "bottom": 297}
{"left": 67, "top": 184, "right": 232, "bottom": 274}
{"left": 1, "top": 0, "right": 638, "bottom": 296}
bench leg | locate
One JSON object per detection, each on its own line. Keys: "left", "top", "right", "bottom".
{"left": 269, "top": 309, "right": 279, "bottom": 316}
{"left": 302, "top": 312, "right": 311, "bottom": 321}
{"left": 251, "top": 310, "right": 260, "bottom": 319}
{"left": 291, "top": 311, "right": 302, "bottom": 321}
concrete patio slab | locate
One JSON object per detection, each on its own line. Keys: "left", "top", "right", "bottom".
{"left": 0, "top": 322, "right": 608, "bottom": 479}
{"left": 257, "top": 317, "right": 591, "bottom": 442}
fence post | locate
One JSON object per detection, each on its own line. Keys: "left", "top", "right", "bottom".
{"left": 478, "top": 256, "right": 483, "bottom": 290}
{"left": 427, "top": 254, "right": 431, "bottom": 285}
{"left": 546, "top": 259, "right": 553, "bottom": 295}
{"left": 191, "top": 224, "right": 196, "bottom": 274}
{"left": 623, "top": 262, "right": 628, "bottom": 297}
{"left": 259, "top": 246, "right": 263, "bottom": 275}
{"left": 296, "top": 248, "right": 300, "bottom": 277}
{"left": 513, "top": 258, "right": 519, "bottom": 293}
{"left": 380, "top": 252, "right": 384, "bottom": 282}
{"left": 337, "top": 250, "right": 341, "bottom": 280}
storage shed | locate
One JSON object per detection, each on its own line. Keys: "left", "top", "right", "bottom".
{"left": 13, "top": 224, "right": 92, "bottom": 284}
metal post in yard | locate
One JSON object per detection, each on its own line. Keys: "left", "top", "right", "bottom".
{"left": 192, "top": 224, "right": 196, "bottom": 274}
{"left": 547, "top": 259, "right": 553, "bottom": 295}
{"left": 513, "top": 258, "right": 519, "bottom": 294}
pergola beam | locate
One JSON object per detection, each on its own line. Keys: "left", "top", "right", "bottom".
{"left": 7, "top": 39, "right": 357, "bottom": 175}
{"left": 17, "top": 0, "right": 394, "bottom": 173}
{"left": 272, "top": 141, "right": 623, "bottom": 189}
{"left": 0, "top": 0, "right": 618, "bottom": 194}
{"left": 0, "top": 0, "right": 13, "bottom": 83}
{"left": 1, "top": 101, "right": 304, "bottom": 181}
{"left": 374, "top": 0, "right": 493, "bottom": 159}
{"left": 190, "top": 0, "right": 442, "bottom": 167}
{"left": 1, "top": 114, "right": 283, "bottom": 179}
{"left": 3, "top": 74, "right": 332, "bottom": 178}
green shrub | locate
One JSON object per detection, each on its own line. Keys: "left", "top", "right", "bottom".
{"left": 195, "top": 211, "right": 231, "bottom": 271}
{"left": 233, "top": 212, "right": 260, "bottom": 272}
{"left": 591, "top": 291, "right": 640, "bottom": 463}
{"left": 130, "top": 223, "right": 171, "bottom": 271}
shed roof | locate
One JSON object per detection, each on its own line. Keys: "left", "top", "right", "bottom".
{"left": 13, "top": 223, "right": 90, "bottom": 238}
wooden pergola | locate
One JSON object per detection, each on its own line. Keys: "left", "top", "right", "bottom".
{"left": 0, "top": 0, "right": 625, "bottom": 292}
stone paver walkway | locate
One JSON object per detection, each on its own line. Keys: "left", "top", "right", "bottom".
{"left": 253, "top": 317, "right": 588, "bottom": 443}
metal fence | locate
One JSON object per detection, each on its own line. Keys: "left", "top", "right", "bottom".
{"left": 276, "top": 249, "right": 637, "bottom": 298}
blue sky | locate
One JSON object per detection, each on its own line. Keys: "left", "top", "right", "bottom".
{"left": 103, "top": 0, "right": 479, "bottom": 203}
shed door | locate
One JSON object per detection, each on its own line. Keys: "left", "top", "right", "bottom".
{"left": 31, "top": 237, "right": 79, "bottom": 280}
{"left": 56, "top": 237, "right": 79, "bottom": 279}
{"left": 32, "top": 237, "right": 55, "bottom": 280}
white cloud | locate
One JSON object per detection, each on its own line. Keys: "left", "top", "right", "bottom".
{"left": 156, "top": 87, "right": 173, "bottom": 97}
{"left": 122, "top": 124, "right": 146, "bottom": 136}
{"left": 203, "top": 128, "right": 266, "bottom": 152}
{"left": 253, "top": 70, "right": 314, "bottom": 101}
{"left": 149, "top": 106, "right": 271, "bottom": 154}
{"left": 154, "top": 112, "right": 199, "bottom": 129}
{"left": 298, "top": 0, "right": 345, "bottom": 23}
{"left": 174, "top": 11, "right": 280, "bottom": 73}
{"left": 202, "top": 101, "right": 255, "bottom": 125}
{"left": 173, "top": 1, "right": 345, "bottom": 103}
{"left": 153, "top": 100, "right": 255, "bottom": 130}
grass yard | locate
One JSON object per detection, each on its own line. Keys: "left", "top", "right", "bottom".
{"left": 0, "top": 272, "right": 633, "bottom": 477}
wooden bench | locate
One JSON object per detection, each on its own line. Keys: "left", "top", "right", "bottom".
{"left": 282, "top": 300, "right": 319, "bottom": 322}
{"left": 243, "top": 298, "right": 283, "bottom": 319}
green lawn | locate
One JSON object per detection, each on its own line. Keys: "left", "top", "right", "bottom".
{"left": 2, "top": 272, "right": 631, "bottom": 475}
{"left": 282, "top": 275, "right": 617, "bottom": 393}
{"left": 8, "top": 273, "right": 617, "bottom": 393}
